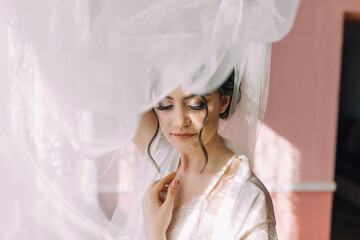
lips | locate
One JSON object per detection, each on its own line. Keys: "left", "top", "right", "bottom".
{"left": 173, "top": 133, "right": 197, "bottom": 139}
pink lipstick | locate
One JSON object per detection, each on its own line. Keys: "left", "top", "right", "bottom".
{"left": 173, "top": 133, "right": 197, "bottom": 139}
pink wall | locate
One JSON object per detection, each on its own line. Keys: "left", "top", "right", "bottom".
{"left": 253, "top": 0, "right": 360, "bottom": 239}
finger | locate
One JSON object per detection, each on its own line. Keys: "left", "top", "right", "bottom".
{"left": 145, "top": 179, "right": 161, "bottom": 196}
{"left": 151, "top": 179, "right": 160, "bottom": 188}
{"left": 152, "top": 172, "right": 176, "bottom": 193}
{"left": 159, "top": 191, "right": 167, "bottom": 203}
{"left": 164, "top": 178, "right": 179, "bottom": 208}
{"left": 161, "top": 184, "right": 169, "bottom": 192}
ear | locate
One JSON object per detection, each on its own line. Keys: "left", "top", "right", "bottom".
{"left": 219, "top": 95, "right": 231, "bottom": 114}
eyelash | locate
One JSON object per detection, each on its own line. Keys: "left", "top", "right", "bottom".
{"left": 156, "top": 104, "right": 205, "bottom": 111}
{"left": 156, "top": 105, "right": 173, "bottom": 111}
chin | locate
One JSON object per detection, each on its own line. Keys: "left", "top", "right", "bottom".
{"left": 170, "top": 141, "right": 202, "bottom": 154}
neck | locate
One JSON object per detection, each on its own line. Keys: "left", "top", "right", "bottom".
{"left": 177, "top": 133, "right": 234, "bottom": 176}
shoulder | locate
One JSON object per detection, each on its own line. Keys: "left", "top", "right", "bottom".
{"left": 243, "top": 174, "right": 274, "bottom": 213}
{"left": 236, "top": 174, "right": 278, "bottom": 239}
{"left": 218, "top": 156, "right": 277, "bottom": 238}
{"left": 232, "top": 172, "right": 276, "bottom": 225}
{"left": 229, "top": 156, "right": 275, "bottom": 224}
{"left": 226, "top": 167, "right": 276, "bottom": 237}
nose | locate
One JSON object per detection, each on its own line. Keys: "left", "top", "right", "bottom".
{"left": 174, "top": 106, "right": 190, "bottom": 128}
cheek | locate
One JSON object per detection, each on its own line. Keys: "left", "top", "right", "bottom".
{"left": 188, "top": 112, "right": 207, "bottom": 129}
{"left": 157, "top": 113, "right": 171, "bottom": 130}
{"left": 191, "top": 103, "right": 221, "bottom": 128}
{"left": 204, "top": 112, "right": 219, "bottom": 132}
{"left": 203, "top": 106, "right": 221, "bottom": 131}
{"left": 205, "top": 104, "right": 220, "bottom": 124}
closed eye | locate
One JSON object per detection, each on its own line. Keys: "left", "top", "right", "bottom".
{"left": 156, "top": 105, "right": 173, "bottom": 110}
{"left": 188, "top": 104, "right": 205, "bottom": 111}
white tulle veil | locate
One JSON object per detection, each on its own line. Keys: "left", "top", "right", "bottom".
{"left": 0, "top": 0, "right": 299, "bottom": 239}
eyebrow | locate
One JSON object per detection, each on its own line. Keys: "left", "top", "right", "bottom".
{"left": 165, "top": 94, "right": 210, "bottom": 100}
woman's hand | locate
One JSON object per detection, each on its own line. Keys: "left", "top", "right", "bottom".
{"left": 143, "top": 172, "right": 179, "bottom": 240}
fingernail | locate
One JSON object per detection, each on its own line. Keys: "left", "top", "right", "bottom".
{"left": 171, "top": 179, "right": 178, "bottom": 189}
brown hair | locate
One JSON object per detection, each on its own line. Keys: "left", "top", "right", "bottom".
{"left": 148, "top": 69, "right": 238, "bottom": 173}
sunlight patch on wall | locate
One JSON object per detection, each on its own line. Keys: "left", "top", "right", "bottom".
{"left": 254, "top": 123, "right": 301, "bottom": 184}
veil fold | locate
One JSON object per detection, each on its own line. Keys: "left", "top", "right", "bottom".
{"left": 1, "top": 0, "right": 300, "bottom": 238}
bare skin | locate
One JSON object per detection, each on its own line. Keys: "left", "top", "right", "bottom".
{"left": 134, "top": 85, "right": 235, "bottom": 239}
{"left": 171, "top": 134, "right": 234, "bottom": 213}
{"left": 142, "top": 172, "right": 178, "bottom": 240}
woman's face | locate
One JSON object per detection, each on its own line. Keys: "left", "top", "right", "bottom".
{"left": 154, "top": 86, "right": 230, "bottom": 154}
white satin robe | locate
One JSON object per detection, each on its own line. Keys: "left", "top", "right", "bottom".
{"left": 112, "top": 130, "right": 277, "bottom": 240}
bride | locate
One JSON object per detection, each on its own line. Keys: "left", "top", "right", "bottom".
{"left": 1, "top": 0, "right": 300, "bottom": 239}
{"left": 132, "top": 71, "right": 277, "bottom": 239}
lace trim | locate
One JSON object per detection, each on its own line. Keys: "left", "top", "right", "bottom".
{"left": 166, "top": 155, "right": 241, "bottom": 239}
{"left": 166, "top": 196, "right": 214, "bottom": 239}
{"left": 166, "top": 196, "right": 204, "bottom": 234}
{"left": 239, "top": 221, "right": 277, "bottom": 240}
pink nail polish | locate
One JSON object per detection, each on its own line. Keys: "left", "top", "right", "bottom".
{"left": 171, "top": 179, "right": 178, "bottom": 189}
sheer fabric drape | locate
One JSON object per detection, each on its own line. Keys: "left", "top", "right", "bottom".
{"left": 1, "top": 0, "right": 300, "bottom": 238}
